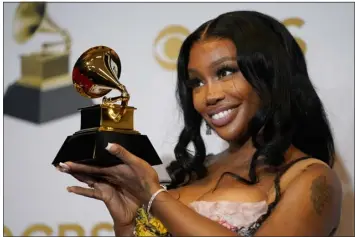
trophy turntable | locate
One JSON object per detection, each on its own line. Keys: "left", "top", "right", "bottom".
{"left": 52, "top": 46, "right": 163, "bottom": 167}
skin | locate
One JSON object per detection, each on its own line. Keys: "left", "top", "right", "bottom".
{"left": 57, "top": 170, "right": 140, "bottom": 235}
{"left": 59, "top": 38, "right": 342, "bottom": 236}
{"left": 188, "top": 38, "right": 260, "bottom": 143}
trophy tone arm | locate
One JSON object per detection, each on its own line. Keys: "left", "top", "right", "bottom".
{"left": 102, "top": 83, "right": 130, "bottom": 122}
{"left": 103, "top": 93, "right": 130, "bottom": 106}
{"left": 103, "top": 82, "right": 130, "bottom": 106}
{"left": 41, "top": 29, "right": 72, "bottom": 53}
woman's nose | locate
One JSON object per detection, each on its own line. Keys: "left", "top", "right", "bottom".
{"left": 206, "top": 83, "right": 225, "bottom": 106}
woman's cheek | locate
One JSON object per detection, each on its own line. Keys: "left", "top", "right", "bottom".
{"left": 192, "top": 88, "right": 206, "bottom": 111}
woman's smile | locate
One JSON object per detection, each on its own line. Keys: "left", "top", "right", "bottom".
{"left": 208, "top": 106, "right": 239, "bottom": 127}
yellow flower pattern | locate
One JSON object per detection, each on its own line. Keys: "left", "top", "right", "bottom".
{"left": 133, "top": 207, "right": 171, "bottom": 236}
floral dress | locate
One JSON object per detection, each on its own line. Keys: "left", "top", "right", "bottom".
{"left": 133, "top": 200, "right": 268, "bottom": 237}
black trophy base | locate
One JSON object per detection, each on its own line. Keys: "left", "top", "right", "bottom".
{"left": 52, "top": 130, "right": 163, "bottom": 167}
{"left": 4, "top": 83, "right": 93, "bottom": 124}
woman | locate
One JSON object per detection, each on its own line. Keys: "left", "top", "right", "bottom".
{"left": 58, "top": 11, "right": 342, "bottom": 236}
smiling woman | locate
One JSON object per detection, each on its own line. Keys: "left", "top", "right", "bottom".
{"left": 186, "top": 39, "right": 260, "bottom": 142}
{"left": 58, "top": 10, "right": 342, "bottom": 237}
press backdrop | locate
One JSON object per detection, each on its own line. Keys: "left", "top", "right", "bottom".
{"left": 3, "top": 2, "right": 354, "bottom": 236}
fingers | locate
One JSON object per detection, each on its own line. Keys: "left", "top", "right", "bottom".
{"left": 67, "top": 186, "right": 101, "bottom": 200}
{"left": 59, "top": 162, "right": 108, "bottom": 176}
{"left": 57, "top": 161, "right": 125, "bottom": 187}
{"left": 71, "top": 174, "right": 96, "bottom": 187}
{"left": 106, "top": 143, "right": 140, "bottom": 166}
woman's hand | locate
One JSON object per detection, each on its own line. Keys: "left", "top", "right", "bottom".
{"left": 57, "top": 167, "right": 140, "bottom": 236}
{"left": 59, "top": 142, "right": 162, "bottom": 208}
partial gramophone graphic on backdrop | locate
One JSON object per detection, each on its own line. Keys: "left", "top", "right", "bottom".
{"left": 153, "top": 18, "right": 307, "bottom": 71}
{"left": 52, "top": 46, "right": 163, "bottom": 168}
{"left": 3, "top": 2, "right": 93, "bottom": 124}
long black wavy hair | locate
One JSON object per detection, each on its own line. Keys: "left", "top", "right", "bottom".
{"left": 166, "top": 11, "right": 335, "bottom": 191}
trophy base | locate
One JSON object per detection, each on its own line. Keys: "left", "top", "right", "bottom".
{"left": 52, "top": 129, "right": 163, "bottom": 167}
{"left": 4, "top": 82, "right": 93, "bottom": 124}
{"left": 80, "top": 104, "right": 136, "bottom": 131}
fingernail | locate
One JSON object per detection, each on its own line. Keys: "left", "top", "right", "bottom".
{"left": 59, "top": 162, "right": 70, "bottom": 170}
{"left": 56, "top": 166, "right": 69, "bottom": 173}
{"left": 105, "top": 143, "right": 115, "bottom": 151}
{"left": 67, "top": 187, "right": 72, "bottom": 193}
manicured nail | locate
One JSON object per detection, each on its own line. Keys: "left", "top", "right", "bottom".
{"left": 56, "top": 165, "right": 68, "bottom": 173}
{"left": 56, "top": 166, "right": 65, "bottom": 172}
{"left": 59, "top": 162, "right": 70, "bottom": 172}
{"left": 58, "top": 167, "right": 69, "bottom": 173}
{"left": 105, "top": 143, "right": 114, "bottom": 151}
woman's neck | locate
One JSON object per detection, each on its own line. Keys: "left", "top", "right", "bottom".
{"left": 220, "top": 139, "right": 303, "bottom": 168}
{"left": 227, "top": 137, "right": 254, "bottom": 154}
{"left": 214, "top": 138, "right": 256, "bottom": 168}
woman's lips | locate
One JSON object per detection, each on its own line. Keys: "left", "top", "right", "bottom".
{"left": 210, "top": 107, "right": 238, "bottom": 127}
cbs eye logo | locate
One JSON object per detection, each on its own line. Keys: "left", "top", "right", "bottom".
{"left": 154, "top": 18, "right": 307, "bottom": 71}
{"left": 153, "top": 25, "right": 190, "bottom": 71}
{"left": 281, "top": 17, "right": 307, "bottom": 54}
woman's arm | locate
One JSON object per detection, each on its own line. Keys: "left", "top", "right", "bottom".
{"left": 113, "top": 224, "right": 135, "bottom": 237}
{"left": 150, "top": 163, "right": 342, "bottom": 236}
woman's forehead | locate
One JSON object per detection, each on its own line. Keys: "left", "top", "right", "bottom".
{"left": 188, "top": 39, "right": 237, "bottom": 68}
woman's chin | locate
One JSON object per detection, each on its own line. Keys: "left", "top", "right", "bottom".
{"left": 214, "top": 131, "right": 240, "bottom": 143}
{"left": 213, "top": 126, "right": 247, "bottom": 143}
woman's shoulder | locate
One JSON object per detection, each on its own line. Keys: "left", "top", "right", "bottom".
{"left": 278, "top": 157, "right": 339, "bottom": 188}
{"left": 262, "top": 157, "right": 342, "bottom": 235}
{"left": 286, "top": 157, "right": 341, "bottom": 196}
{"left": 267, "top": 157, "right": 341, "bottom": 201}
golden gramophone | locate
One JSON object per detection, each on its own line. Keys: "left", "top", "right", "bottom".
{"left": 4, "top": 2, "right": 91, "bottom": 123}
{"left": 52, "top": 46, "right": 162, "bottom": 167}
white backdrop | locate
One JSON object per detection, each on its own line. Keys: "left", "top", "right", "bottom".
{"left": 3, "top": 2, "right": 354, "bottom": 236}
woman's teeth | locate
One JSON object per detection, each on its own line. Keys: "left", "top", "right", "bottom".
{"left": 211, "top": 109, "right": 233, "bottom": 120}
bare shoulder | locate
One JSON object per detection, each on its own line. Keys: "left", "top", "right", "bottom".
{"left": 288, "top": 161, "right": 342, "bottom": 216}
{"left": 256, "top": 160, "right": 342, "bottom": 236}
{"left": 289, "top": 161, "right": 342, "bottom": 199}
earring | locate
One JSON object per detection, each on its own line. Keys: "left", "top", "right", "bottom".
{"left": 206, "top": 121, "right": 212, "bottom": 135}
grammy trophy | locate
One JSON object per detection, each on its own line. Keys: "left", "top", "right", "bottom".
{"left": 52, "top": 46, "right": 163, "bottom": 167}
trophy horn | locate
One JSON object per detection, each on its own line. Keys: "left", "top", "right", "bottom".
{"left": 72, "top": 46, "right": 127, "bottom": 100}
{"left": 13, "top": 2, "right": 71, "bottom": 51}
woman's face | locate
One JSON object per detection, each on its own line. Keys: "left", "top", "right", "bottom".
{"left": 187, "top": 38, "right": 260, "bottom": 142}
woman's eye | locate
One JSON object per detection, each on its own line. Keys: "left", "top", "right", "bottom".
{"left": 219, "top": 70, "right": 232, "bottom": 77}
{"left": 216, "top": 66, "right": 239, "bottom": 79}
{"left": 197, "top": 81, "right": 204, "bottom": 87}
{"left": 185, "top": 78, "right": 204, "bottom": 88}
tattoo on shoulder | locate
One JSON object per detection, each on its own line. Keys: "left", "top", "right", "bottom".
{"left": 310, "top": 175, "right": 332, "bottom": 216}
